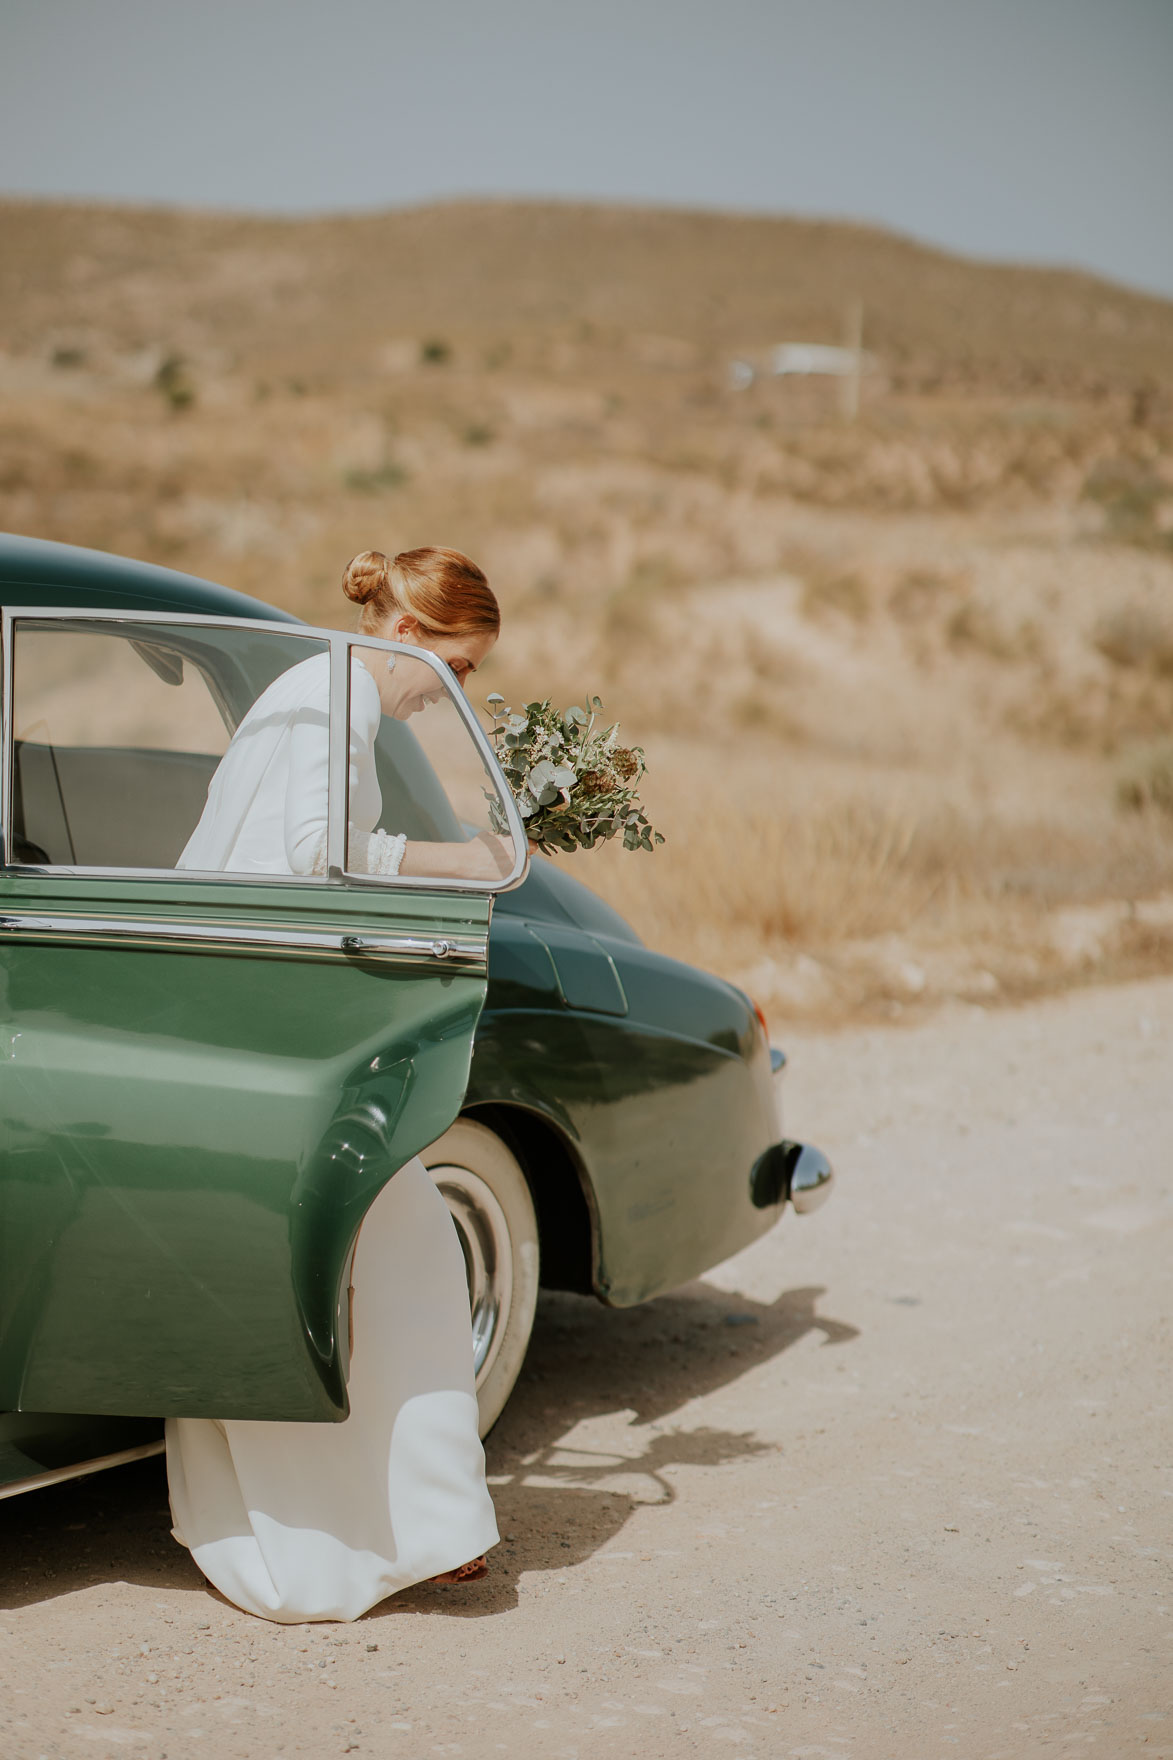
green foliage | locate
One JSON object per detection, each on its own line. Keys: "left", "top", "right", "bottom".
{"left": 1082, "top": 458, "right": 1173, "bottom": 551}
{"left": 420, "top": 337, "right": 451, "bottom": 366}
{"left": 343, "top": 460, "right": 410, "bottom": 493}
{"left": 154, "top": 352, "right": 195, "bottom": 411}
{"left": 484, "top": 694, "right": 665, "bottom": 856}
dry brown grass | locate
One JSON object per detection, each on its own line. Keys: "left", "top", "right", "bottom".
{"left": 565, "top": 762, "right": 1173, "bottom": 1025}
{"left": 1094, "top": 603, "right": 1173, "bottom": 673}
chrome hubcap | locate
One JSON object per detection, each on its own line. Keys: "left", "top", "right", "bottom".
{"left": 435, "top": 1165, "right": 514, "bottom": 1385}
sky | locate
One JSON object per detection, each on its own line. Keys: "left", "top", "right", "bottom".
{"left": 2, "top": 0, "right": 1171, "bottom": 297}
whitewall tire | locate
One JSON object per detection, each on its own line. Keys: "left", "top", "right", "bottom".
{"left": 421, "top": 1118, "right": 540, "bottom": 1437}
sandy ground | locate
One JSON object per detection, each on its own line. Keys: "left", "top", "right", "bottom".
{"left": 1, "top": 975, "right": 1170, "bottom": 1760}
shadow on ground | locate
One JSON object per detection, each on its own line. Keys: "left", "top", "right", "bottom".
{"left": 0, "top": 1454, "right": 199, "bottom": 1611}
{"left": 0, "top": 1279, "right": 857, "bottom": 1618}
{"left": 386, "top": 1278, "right": 858, "bottom": 1620}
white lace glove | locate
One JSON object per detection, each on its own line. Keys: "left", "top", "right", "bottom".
{"left": 308, "top": 829, "right": 407, "bottom": 877}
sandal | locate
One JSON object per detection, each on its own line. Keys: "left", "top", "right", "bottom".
{"left": 429, "top": 1555, "right": 489, "bottom": 1585}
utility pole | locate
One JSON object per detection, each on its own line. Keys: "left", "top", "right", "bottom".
{"left": 841, "top": 299, "right": 863, "bottom": 422}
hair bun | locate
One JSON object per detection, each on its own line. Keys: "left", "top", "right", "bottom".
{"left": 342, "top": 550, "right": 390, "bottom": 606}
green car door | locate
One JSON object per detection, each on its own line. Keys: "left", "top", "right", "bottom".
{"left": 0, "top": 609, "right": 525, "bottom": 1423}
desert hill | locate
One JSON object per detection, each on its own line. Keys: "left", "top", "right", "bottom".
{"left": 1, "top": 196, "right": 1172, "bottom": 1021}
{"left": 3, "top": 196, "right": 1172, "bottom": 390}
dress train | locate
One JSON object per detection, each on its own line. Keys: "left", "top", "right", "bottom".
{"left": 166, "top": 1157, "right": 498, "bottom": 1623}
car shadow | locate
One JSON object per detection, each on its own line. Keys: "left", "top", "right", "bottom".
{"left": 517, "top": 1279, "right": 858, "bottom": 1431}
{"left": 0, "top": 1454, "right": 201, "bottom": 1611}
{"left": 382, "top": 1277, "right": 859, "bottom": 1621}
{"left": 0, "top": 1280, "right": 858, "bottom": 1618}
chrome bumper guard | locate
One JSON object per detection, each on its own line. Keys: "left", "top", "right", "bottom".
{"left": 750, "top": 1139, "right": 835, "bottom": 1214}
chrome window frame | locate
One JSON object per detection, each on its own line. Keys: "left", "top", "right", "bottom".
{"left": 0, "top": 607, "right": 528, "bottom": 895}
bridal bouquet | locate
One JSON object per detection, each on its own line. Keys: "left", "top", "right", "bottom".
{"left": 484, "top": 693, "right": 665, "bottom": 856}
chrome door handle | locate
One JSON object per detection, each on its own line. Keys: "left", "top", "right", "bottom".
{"left": 341, "top": 933, "right": 476, "bottom": 963}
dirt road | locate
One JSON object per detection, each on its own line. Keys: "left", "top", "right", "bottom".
{"left": 2, "top": 976, "right": 1169, "bottom": 1759}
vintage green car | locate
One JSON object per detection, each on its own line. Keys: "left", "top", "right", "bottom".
{"left": 0, "top": 533, "right": 832, "bottom": 1501}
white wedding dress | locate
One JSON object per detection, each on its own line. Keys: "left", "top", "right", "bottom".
{"left": 165, "top": 651, "right": 499, "bottom": 1622}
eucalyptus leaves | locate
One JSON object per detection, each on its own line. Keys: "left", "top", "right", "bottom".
{"left": 485, "top": 694, "right": 665, "bottom": 856}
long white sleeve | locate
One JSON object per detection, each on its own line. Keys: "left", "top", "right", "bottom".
{"left": 178, "top": 653, "right": 407, "bottom": 879}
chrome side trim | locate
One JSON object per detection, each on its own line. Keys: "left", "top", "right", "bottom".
{"left": 0, "top": 913, "right": 487, "bottom": 968}
{"left": 0, "top": 860, "right": 501, "bottom": 898}
{"left": 0, "top": 1438, "right": 165, "bottom": 1502}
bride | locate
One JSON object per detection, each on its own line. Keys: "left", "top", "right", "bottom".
{"left": 166, "top": 547, "right": 509, "bottom": 1623}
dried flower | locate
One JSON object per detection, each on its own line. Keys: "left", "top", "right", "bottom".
{"left": 576, "top": 767, "right": 616, "bottom": 795}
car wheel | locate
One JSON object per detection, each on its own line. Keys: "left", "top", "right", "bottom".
{"left": 421, "top": 1118, "right": 540, "bottom": 1437}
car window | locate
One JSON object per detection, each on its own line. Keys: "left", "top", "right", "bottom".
{"left": 5, "top": 616, "right": 524, "bottom": 888}
{"left": 345, "top": 636, "right": 518, "bottom": 882}
{"left": 9, "top": 618, "right": 325, "bottom": 872}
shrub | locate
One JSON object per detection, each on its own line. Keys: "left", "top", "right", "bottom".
{"left": 420, "top": 337, "right": 451, "bottom": 366}
{"left": 1093, "top": 605, "right": 1173, "bottom": 675}
{"left": 800, "top": 570, "right": 870, "bottom": 622}
{"left": 1082, "top": 457, "right": 1172, "bottom": 549}
{"left": 154, "top": 353, "right": 195, "bottom": 411}
{"left": 1116, "top": 740, "right": 1173, "bottom": 817}
{"left": 342, "top": 461, "right": 409, "bottom": 493}
{"left": 946, "top": 598, "right": 1016, "bottom": 659}
{"left": 888, "top": 568, "right": 962, "bottom": 622}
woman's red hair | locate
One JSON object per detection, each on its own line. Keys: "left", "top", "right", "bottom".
{"left": 342, "top": 547, "right": 499, "bottom": 639}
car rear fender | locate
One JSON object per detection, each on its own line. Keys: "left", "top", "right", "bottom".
{"left": 461, "top": 1101, "right": 596, "bottom": 1296}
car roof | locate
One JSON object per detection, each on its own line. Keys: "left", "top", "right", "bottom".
{"left": 0, "top": 532, "right": 298, "bottom": 623}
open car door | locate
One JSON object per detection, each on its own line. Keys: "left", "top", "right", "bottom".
{"left": 0, "top": 609, "right": 526, "bottom": 1422}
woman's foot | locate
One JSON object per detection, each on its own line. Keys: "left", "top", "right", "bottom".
{"left": 429, "top": 1555, "right": 488, "bottom": 1586}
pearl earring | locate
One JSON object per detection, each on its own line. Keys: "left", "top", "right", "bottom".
{"left": 385, "top": 655, "right": 396, "bottom": 673}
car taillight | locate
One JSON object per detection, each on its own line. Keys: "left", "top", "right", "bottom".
{"left": 749, "top": 996, "right": 770, "bottom": 1040}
